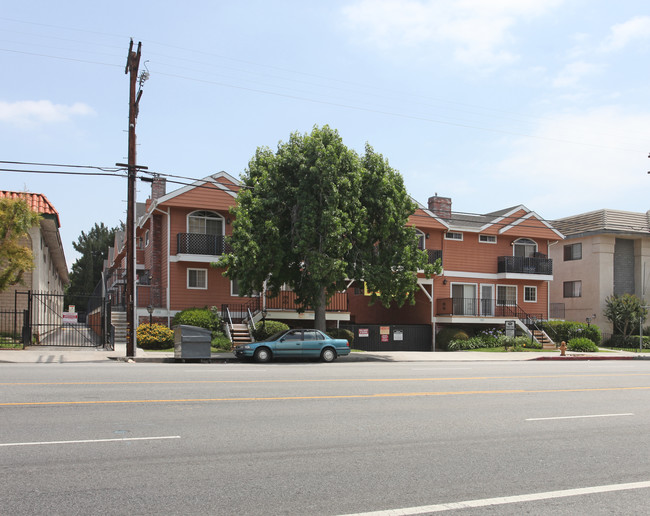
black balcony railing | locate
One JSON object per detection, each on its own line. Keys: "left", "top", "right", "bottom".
{"left": 176, "top": 233, "right": 232, "bottom": 256}
{"left": 426, "top": 249, "right": 442, "bottom": 264}
{"left": 436, "top": 298, "right": 544, "bottom": 320}
{"left": 497, "top": 256, "right": 552, "bottom": 275}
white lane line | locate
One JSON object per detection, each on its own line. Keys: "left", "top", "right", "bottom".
{"left": 526, "top": 413, "right": 634, "bottom": 421}
{"left": 340, "top": 480, "right": 650, "bottom": 515}
{"left": 0, "top": 435, "right": 181, "bottom": 447}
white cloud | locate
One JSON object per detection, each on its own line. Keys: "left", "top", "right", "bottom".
{"left": 602, "top": 15, "right": 650, "bottom": 52}
{"left": 494, "top": 107, "right": 650, "bottom": 218}
{"left": 341, "top": 0, "right": 564, "bottom": 69}
{"left": 0, "top": 100, "right": 95, "bottom": 128}
{"left": 552, "top": 60, "right": 603, "bottom": 88}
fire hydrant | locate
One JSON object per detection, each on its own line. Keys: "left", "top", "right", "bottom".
{"left": 560, "top": 341, "right": 566, "bottom": 357}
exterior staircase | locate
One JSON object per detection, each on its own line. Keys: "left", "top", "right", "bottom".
{"left": 230, "top": 323, "right": 253, "bottom": 348}
{"left": 532, "top": 329, "right": 556, "bottom": 349}
{"left": 111, "top": 311, "right": 127, "bottom": 347}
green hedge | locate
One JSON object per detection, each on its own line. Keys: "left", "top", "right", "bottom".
{"left": 567, "top": 337, "right": 599, "bottom": 352}
{"left": 326, "top": 328, "right": 354, "bottom": 346}
{"left": 252, "top": 320, "right": 289, "bottom": 341}
{"left": 540, "top": 320, "right": 601, "bottom": 346}
{"left": 172, "top": 307, "right": 222, "bottom": 332}
{"left": 436, "top": 327, "right": 470, "bottom": 351}
{"left": 603, "top": 334, "right": 650, "bottom": 349}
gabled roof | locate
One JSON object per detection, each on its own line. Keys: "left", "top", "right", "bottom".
{"left": 154, "top": 171, "right": 240, "bottom": 205}
{"left": 418, "top": 200, "right": 563, "bottom": 239}
{"left": 552, "top": 209, "right": 650, "bottom": 237}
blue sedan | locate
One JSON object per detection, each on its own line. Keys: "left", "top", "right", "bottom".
{"left": 234, "top": 329, "right": 351, "bottom": 363}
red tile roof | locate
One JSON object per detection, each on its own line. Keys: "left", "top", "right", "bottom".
{"left": 0, "top": 191, "right": 61, "bottom": 227}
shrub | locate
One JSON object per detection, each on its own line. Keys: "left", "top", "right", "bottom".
{"left": 510, "top": 335, "right": 542, "bottom": 351}
{"left": 137, "top": 323, "right": 174, "bottom": 350}
{"left": 436, "top": 327, "right": 470, "bottom": 351}
{"left": 447, "top": 336, "right": 484, "bottom": 351}
{"left": 211, "top": 332, "right": 233, "bottom": 351}
{"left": 604, "top": 334, "right": 650, "bottom": 349}
{"left": 567, "top": 337, "right": 599, "bottom": 352}
{"left": 477, "top": 328, "right": 505, "bottom": 348}
{"left": 252, "top": 320, "right": 289, "bottom": 341}
{"left": 326, "top": 328, "right": 354, "bottom": 346}
{"left": 540, "top": 320, "right": 601, "bottom": 346}
{"left": 172, "top": 307, "right": 222, "bottom": 332}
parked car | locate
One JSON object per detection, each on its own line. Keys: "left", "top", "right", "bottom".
{"left": 234, "top": 329, "right": 351, "bottom": 363}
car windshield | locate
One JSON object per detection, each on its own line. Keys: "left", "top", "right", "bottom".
{"left": 261, "top": 331, "right": 288, "bottom": 342}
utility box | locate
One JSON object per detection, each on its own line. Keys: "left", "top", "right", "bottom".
{"left": 174, "top": 325, "right": 211, "bottom": 359}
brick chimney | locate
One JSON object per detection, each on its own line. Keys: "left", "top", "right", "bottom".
{"left": 428, "top": 194, "right": 452, "bottom": 219}
{"left": 151, "top": 175, "right": 166, "bottom": 201}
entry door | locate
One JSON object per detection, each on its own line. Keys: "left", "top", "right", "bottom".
{"left": 451, "top": 284, "right": 477, "bottom": 315}
{"left": 480, "top": 284, "right": 494, "bottom": 316}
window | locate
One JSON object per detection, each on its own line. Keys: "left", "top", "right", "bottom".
{"left": 415, "top": 229, "right": 426, "bottom": 250}
{"left": 445, "top": 232, "right": 463, "bottom": 241}
{"left": 563, "top": 281, "right": 582, "bottom": 298}
{"left": 513, "top": 238, "right": 537, "bottom": 257}
{"left": 187, "top": 268, "right": 207, "bottom": 289}
{"left": 283, "top": 330, "right": 303, "bottom": 341}
{"left": 303, "top": 330, "right": 324, "bottom": 341}
{"left": 524, "top": 286, "right": 537, "bottom": 302}
{"left": 144, "top": 230, "right": 150, "bottom": 247}
{"left": 188, "top": 210, "right": 223, "bottom": 236}
{"left": 231, "top": 279, "right": 259, "bottom": 297}
{"left": 564, "top": 243, "right": 582, "bottom": 261}
{"left": 479, "top": 234, "right": 496, "bottom": 244}
{"left": 497, "top": 285, "right": 517, "bottom": 306}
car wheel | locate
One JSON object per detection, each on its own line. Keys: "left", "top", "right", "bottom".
{"left": 254, "top": 347, "right": 272, "bottom": 363}
{"left": 321, "top": 347, "right": 336, "bottom": 362}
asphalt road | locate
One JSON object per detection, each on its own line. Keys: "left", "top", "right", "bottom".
{"left": 2, "top": 360, "right": 650, "bottom": 515}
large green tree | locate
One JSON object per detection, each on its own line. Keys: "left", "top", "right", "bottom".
{"left": 0, "top": 197, "right": 41, "bottom": 292}
{"left": 218, "top": 125, "right": 441, "bottom": 331}
{"left": 65, "top": 222, "right": 119, "bottom": 310}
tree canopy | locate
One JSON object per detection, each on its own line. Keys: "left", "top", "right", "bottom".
{"left": 65, "top": 222, "right": 119, "bottom": 310}
{"left": 604, "top": 293, "right": 647, "bottom": 339}
{"left": 218, "top": 125, "right": 441, "bottom": 331}
{"left": 0, "top": 197, "right": 41, "bottom": 292}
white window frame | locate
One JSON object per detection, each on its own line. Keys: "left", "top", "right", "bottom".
{"left": 445, "top": 232, "right": 463, "bottom": 241}
{"left": 496, "top": 284, "right": 517, "bottom": 306}
{"left": 512, "top": 238, "right": 538, "bottom": 257}
{"left": 187, "top": 268, "right": 208, "bottom": 290}
{"left": 144, "top": 229, "right": 150, "bottom": 248}
{"left": 415, "top": 229, "right": 426, "bottom": 250}
{"left": 187, "top": 210, "right": 225, "bottom": 235}
{"left": 479, "top": 234, "right": 497, "bottom": 244}
{"left": 524, "top": 285, "right": 537, "bottom": 303}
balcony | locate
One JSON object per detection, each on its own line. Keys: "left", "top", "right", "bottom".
{"left": 497, "top": 256, "right": 552, "bottom": 277}
{"left": 265, "top": 291, "right": 348, "bottom": 312}
{"left": 426, "top": 249, "right": 442, "bottom": 264}
{"left": 176, "top": 233, "right": 232, "bottom": 256}
{"left": 436, "top": 298, "right": 543, "bottom": 320}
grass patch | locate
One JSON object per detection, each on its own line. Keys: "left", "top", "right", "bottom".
{"left": 0, "top": 336, "right": 23, "bottom": 349}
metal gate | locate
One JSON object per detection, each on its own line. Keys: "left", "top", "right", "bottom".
{"left": 341, "top": 324, "right": 432, "bottom": 351}
{"left": 16, "top": 291, "right": 107, "bottom": 347}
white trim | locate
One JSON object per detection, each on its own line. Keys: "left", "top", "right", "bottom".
{"left": 524, "top": 285, "right": 537, "bottom": 303}
{"left": 186, "top": 210, "right": 225, "bottom": 235}
{"left": 444, "top": 231, "right": 463, "bottom": 241}
{"left": 171, "top": 254, "right": 218, "bottom": 263}
{"left": 496, "top": 284, "right": 517, "bottom": 306}
{"left": 187, "top": 268, "right": 208, "bottom": 290}
{"left": 478, "top": 234, "right": 497, "bottom": 244}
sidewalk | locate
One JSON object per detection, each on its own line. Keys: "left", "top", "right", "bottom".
{"left": 0, "top": 345, "right": 646, "bottom": 364}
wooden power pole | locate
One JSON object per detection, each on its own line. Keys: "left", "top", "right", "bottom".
{"left": 120, "top": 39, "right": 147, "bottom": 359}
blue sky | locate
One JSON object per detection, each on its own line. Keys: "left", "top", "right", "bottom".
{"left": 2, "top": 1, "right": 650, "bottom": 268}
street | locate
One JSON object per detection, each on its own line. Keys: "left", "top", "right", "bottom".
{"left": 2, "top": 359, "right": 650, "bottom": 515}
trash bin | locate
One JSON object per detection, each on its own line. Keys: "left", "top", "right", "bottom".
{"left": 174, "top": 325, "right": 212, "bottom": 359}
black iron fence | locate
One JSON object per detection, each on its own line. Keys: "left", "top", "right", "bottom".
{"left": 177, "top": 233, "right": 232, "bottom": 255}
{"left": 426, "top": 249, "right": 442, "bottom": 264}
{"left": 0, "top": 310, "right": 25, "bottom": 349}
{"left": 497, "top": 256, "right": 553, "bottom": 275}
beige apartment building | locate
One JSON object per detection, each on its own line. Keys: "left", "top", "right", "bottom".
{"left": 550, "top": 209, "right": 650, "bottom": 335}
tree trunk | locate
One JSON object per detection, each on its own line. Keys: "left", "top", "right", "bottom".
{"left": 314, "top": 287, "right": 327, "bottom": 332}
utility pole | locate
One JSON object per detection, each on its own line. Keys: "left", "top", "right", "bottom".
{"left": 119, "top": 39, "right": 147, "bottom": 359}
